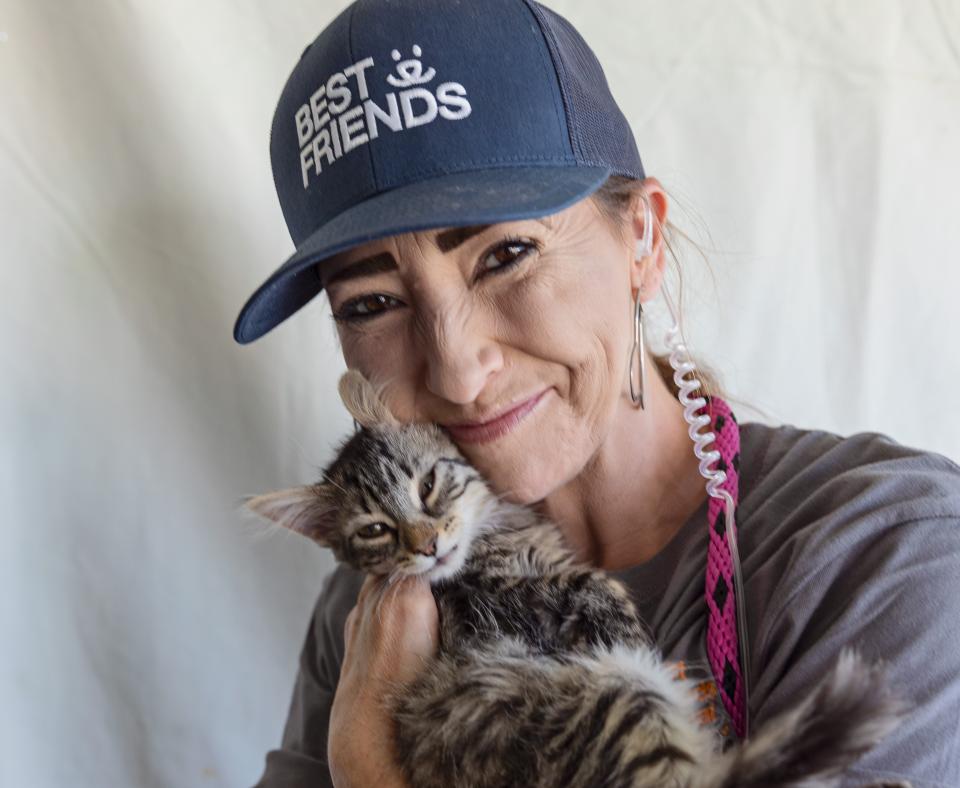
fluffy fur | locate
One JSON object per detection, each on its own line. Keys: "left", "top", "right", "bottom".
{"left": 244, "top": 370, "right": 911, "bottom": 788}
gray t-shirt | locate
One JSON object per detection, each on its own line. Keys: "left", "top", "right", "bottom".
{"left": 251, "top": 421, "right": 960, "bottom": 788}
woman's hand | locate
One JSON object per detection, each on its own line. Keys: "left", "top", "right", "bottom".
{"left": 327, "top": 573, "right": 439, "bottom": 788}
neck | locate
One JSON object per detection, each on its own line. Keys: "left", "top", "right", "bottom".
{"left": 538, "top": 364, "right": 709, "bottom": 570}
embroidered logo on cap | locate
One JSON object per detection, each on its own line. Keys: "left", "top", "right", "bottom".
{"left": 295, "top": 45, "right": 472, "bottom": 189}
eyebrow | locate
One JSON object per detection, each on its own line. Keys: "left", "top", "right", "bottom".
{"left": 322, "top": 252, "right": 397, "bottom": 287}
{"left": 434, "top": 224, "right": 491, "bottom": 253}
{"left": 321, "top": 217, "right": 552, "bottom": 287}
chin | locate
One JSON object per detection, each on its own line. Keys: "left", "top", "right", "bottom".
{"left": 426, "top": 554, "right": 468, "bottom": 583}
{"left": 436, "top": 535, "right": 474, "bottom": 577}
{"left": 395, "top": 541, "right": 471, "bottom": 583}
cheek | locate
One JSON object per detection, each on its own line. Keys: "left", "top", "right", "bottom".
{"left": 504, "top": 255, "right": 633, "bottom": 417}
{"left": 339, "top": 328, "right": 423, "bottom": 421}
{"left": 437, "top": 514, "right": 459, "bottom": 543}
{"left": 459, "top": 260, "right": 633, "bottom": 501}
{"left": 460, "top": 404, "right": 594, "bottom": 503}
{"left": 502, "top": 250, "right": 632, "bottom": 378}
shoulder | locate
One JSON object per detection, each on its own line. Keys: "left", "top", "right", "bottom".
{"left": 738, "top": 422, "right": 960, "bottom": 592}
{"left": 738, "top": 420, "right": 960, "bottom": 633}
{"left": 738, "top": 423, "right": 960, "bottom": 785}
{"left": 739, "top": 421, "right": 960, "bottom": 526}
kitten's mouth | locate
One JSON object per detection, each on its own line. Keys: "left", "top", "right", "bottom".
{"left": 434, "top": 544, "right": 458, "bottom": 566}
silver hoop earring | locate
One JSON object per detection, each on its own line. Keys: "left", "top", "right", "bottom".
{"left": 629, "top": 295, "right": 646, "bottom": 409}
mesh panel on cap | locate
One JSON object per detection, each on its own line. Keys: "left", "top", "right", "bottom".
{"left": 525, "top": 1, "right": 644, "bottom": 179}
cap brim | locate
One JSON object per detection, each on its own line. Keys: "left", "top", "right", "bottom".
{"left": 233, "top": 165, "right": 611, "bottom": 344}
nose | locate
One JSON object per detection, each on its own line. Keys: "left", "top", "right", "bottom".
{"left": 403, "top": 522, "right": 438, "bottom": 556}
{"left": 417, "top": 292, "right": 503, "bottom": 405}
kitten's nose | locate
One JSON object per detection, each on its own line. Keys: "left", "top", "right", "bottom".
{"left": 404, "top": 522, "right": 438, "bottom": 556}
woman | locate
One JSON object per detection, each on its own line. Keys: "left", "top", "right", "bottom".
{"left": 235, "top": 1, "right": 960, "bottom": 786}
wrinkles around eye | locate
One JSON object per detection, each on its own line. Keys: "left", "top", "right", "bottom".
{"left": 330, "top": 233, "right": 544, "bottom": 325}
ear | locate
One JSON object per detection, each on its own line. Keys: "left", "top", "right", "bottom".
{"left": 630, "top": 177, "right": 669, "bottom": 303}
{"left": 338, "top": 369, "right": 399, "bottom": 428}
{"left": 242, "top": 484, "right": 338, "bottom": 545}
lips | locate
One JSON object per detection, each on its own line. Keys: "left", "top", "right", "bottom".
{"left": 443, "top": 389, "right": 549, "bottom": 445}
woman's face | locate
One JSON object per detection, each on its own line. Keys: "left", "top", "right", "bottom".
{"left": 320, "top": 184, "right": 662, "bottom": 503}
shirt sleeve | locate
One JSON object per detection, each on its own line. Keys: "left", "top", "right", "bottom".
{"left": 252, "top": 566, "right": 363, "bottom": 788}
{"left": 751, "top": 513, "right": 960, "bottom": 788}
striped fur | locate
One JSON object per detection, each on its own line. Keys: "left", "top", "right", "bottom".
{"left": 246, "top": 381, "right": 911, "bottom": 787}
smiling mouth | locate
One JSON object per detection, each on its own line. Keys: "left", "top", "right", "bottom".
{"left": 443, "top": 389, "right": 549, "bottom": 445}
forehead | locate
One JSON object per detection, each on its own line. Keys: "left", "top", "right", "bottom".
{"left": 331, "top": 425, "right": 460, "bottom": 511}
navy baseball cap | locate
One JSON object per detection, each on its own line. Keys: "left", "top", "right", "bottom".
{"left": 233, "top": 0, "right": 645, "bottom": 344}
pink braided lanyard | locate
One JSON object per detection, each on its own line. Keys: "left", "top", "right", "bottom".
{"left": 702, "top": 395, "right": 747, "bottom": 740}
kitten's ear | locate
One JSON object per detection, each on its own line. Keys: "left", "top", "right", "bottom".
{"left": 338, "top": 369, "right": 399, "bottom": 428}
{"left": 242, "top": 484, "right": 338, "bottom": 545}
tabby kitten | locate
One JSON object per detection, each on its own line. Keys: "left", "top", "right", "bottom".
{"left": 245, "top": 370, "right": 910, "bottom": 788}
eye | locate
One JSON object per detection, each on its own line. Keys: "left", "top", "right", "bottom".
{"left": 356, "top": 522, "right": 392, "bottom": 539}
{"left": 476, "top": 237, "right": 539, "bottom": 279}
{"left": 334, "top": 293, "right": 402, "bottom": 323}
{"left": 419, "top": 469, "right": 436, "bottom": 502}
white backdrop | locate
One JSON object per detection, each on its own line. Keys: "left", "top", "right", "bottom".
{"left": 3, "top": 1, "right": 959, "bottom": 786}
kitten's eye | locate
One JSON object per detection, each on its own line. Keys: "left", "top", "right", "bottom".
{"left": 419, "top": 469, "right": 436, "bottom": 502}
{"left": 357, "top": 522, "right": 391, "bottom": 539}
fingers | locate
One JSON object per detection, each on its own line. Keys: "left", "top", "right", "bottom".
{"left": 357, "top": 573, "right": 383, "bottom": 605}
{"left": 344, "top": 604, "right": 358, "bottom": 644}
{"left": 346, "top": 572, "right": 438, "bottom": 645}
{"left": 340, "top": 571, "right": 440, "bottom": 690}
{"left": 357, "top": 572, "right": 427, "bottom": 612}
{"left": 345, "top": 574, "right": 389, "bottom": 644}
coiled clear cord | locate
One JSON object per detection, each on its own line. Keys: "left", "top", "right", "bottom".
{"left": 660, "top": 283, "right": 751, "bottom": 738}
